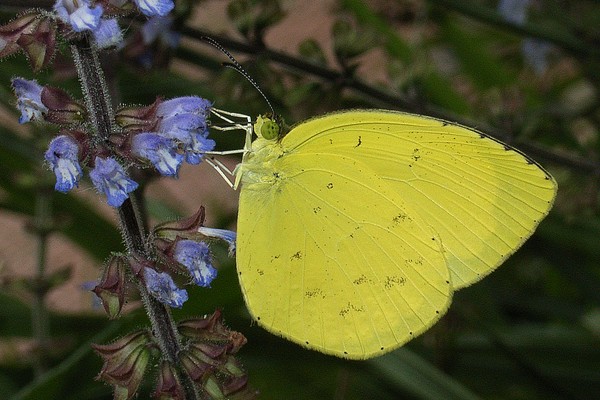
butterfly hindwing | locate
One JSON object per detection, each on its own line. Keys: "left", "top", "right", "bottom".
{"left": 237, "top": 151, "right": 451, "bottom": 359}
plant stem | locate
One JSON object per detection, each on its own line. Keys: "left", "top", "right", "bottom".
{"left": 71, "top": 43, "right": 115, "bottom": 141}
{"left": 71, "top": 40, "right": 199, "bottom": 400}
{"left": 31, "top": 188, "right": 51, "bottom": 377}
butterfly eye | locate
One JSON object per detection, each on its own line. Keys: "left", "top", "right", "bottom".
{"left": 254, "top": 115, "right": 280, "bottom": 140}
{"left": 260, "top": 119, "right": 280, "bottom": 140}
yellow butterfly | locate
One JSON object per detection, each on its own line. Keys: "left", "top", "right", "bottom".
{"left": 227, "top": 109, "right": 556, "bottom": 359}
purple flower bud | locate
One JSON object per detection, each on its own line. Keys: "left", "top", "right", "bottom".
{"left": 0, "top": 13, "right": 39, "bottom": 59}
{"left": 134, "top": 0, "right": 175, "bottom": 17}
{"left": 11, "top": 78, "right": 48, "bottom": 124}
{"left": 92, "top": 330, "right": 153, "bottom": 399}
{"left": 131, "top": 132, "right": 183, "bottom": 176}
{"left": 93, "top": 18, "right": 122, "bottom": 49}
{"left": 44, "top": 135, "right": 83, "bottom": 193}
{"left": 173, "top": 240, "right": 217, "bottom": 287}
{"left": 92, "top": 255, "right": 127, "bottom": 318}
{"left": 198, "top": 227, "right": 237, "bottom": 257}
{"left": 154, "top": 361, "right": 185, "bottom": 399}
{"left": 54, "top": 0, "right": 103, "bottom": 32}
{"left": 0, "top": 14, "right": 58, "bottom": 72}
{"left": 40, "top": 86, "right": 87, "bottom": 125}
{"left": 143, "top": 267, "right": 188, "bottom": 308}
{"left": 89, "top": 157, "right": 139, "bottom": 207}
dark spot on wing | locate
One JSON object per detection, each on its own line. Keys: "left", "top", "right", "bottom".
{"left": 339, "top": 302, "right": 365, "bottom": 318}
{"left": 384, "top": 275, "right": 406, "bottom": 289}
{"left": 353, "top": 274, "right": 368, "bottom": 285}
{"left": 392, "top": 212, "right": 411, "bottom": 224}
{"left": 407, "top": 258, "right": 423, "bottom": 267}
{"left": 326, "top": 182, "right": 334, "bottom": 189}
{"left": 305, "top": 288, "right": 325, "bottom": 299}
{"left": 354, "top": 135, "right": 362, "bottom": 148}
{"left": 412, "top": 148, "right": 421, "bottom": 161}
{"left": 291, "top": 251, "right": 302, "bottom": 260}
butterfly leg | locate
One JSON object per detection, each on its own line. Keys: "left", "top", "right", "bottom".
{"left": 204, "top": 157, "right": 235, "bottom": 188}
{"left": 210, "top": 108, "right": 253, "bottom": 152}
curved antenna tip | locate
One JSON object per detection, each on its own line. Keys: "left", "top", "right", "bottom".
{"left": 201, "top": 36, "right": 275, "bottom": 116}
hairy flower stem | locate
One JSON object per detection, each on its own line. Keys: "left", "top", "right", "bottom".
{"left": 71, "top": 43, "right": 115, "bottom": 141}
{"left": 71, "top": 40, "right": 199, "bottom": 400}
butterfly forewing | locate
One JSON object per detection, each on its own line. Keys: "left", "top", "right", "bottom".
{"left": 284, "top": 110, "right": 557, "bottom": 289}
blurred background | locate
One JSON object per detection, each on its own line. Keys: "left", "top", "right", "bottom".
{"left": 0, "top": 0, "right": 599, "bottom": 399}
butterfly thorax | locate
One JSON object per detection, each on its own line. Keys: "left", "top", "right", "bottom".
{"left": 235, "top": 136, "right": 286, "bottom": 190}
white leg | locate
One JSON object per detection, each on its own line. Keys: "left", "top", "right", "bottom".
{"left": 210, "top": 157, "right": 236, "bottom": 176}
{"left": 210, "top": 108, "right": 252, "bottom": 131}
{"left": 204, "top": 158, "right": 235, "bottom": 188}
{"left": 209, "top": 107, "right": 254, "bottom": 153}
{"left": 206, "top": 108, "right": 254, "bottom": 189}
{"left": 203, "top": 149, "right": 247, "bottom": 156}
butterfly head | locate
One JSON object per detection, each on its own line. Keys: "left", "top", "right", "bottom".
{"left": 254, "top": 114, "right": 286, "bottom": 141}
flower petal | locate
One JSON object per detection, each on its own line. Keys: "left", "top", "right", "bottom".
{"left": 143, "top": 267, "right": 188, "bottom": 308}
{"left": 174, "top": 240, "right": 217, "bottom": 287}
{"left": 89, "top": 157, "right": 138, "bottom": 207}
{"left": 132, "top": 132, "right": 183, "bottom": 176}
{"left": 12, "top": 77, "right": 48, "bottom": 124}
{"left": 44, "top": 135, "right": 83, "bottom": 193}
{"left": 134, "top": 0, "right": 175, "bottom": 17}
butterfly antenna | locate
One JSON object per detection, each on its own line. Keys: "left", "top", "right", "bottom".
{"left": 201, "top": 36, "right": 276, "bottom": 117}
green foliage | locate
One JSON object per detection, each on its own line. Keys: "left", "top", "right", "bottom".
{"left": 0, "top": 0, "right": 599, "bottom": 399}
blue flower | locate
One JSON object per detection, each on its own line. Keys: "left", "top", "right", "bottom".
{"left": 158, "top": 114, "right": 215, "bottom": 164}
{"left": 143, "top": 267, "right": 188, "bottom": 308}
{"left": 497, "top": 0, "right": 530, "bottom": 25}
{"left": 11, "top": 78, "right": 48, "bottom": 124}
{"left": 157, "top": 96, "right": 212, "bottom": 119}
{"left": 155, "top": 97, "right": 215, "bottom": 164}
{"left": 186, "top": 131, "right": 216, "bottom": 165}
{"left": 522, "top": 38, "right": 553, "bottom": 74}
{"left": 93, "top": 18, "right": 122, "bottom": 49}
{"left": 174, "top": 240, "right": 217, "bottom": 287}
{"left": 89, "top": 157, "right": 139, "bottom": 207}
{"left": 131, "top": 132, "right": 183, "bottom": 176}
{"left": 134, "top": 0, "right": 175, "bottom": 17}
{"left": 54, "top": 0, "right": 103, "bottom": 32}
{"left": 158, "top": 113, "right": 207, "bottom": 143}
{"left": 141, "top": 16, "right": 180, "bottom": 47}
{"left": 44, "top": 135, "right": 83, "bottom": 193}
{"left": 198, "top": 227, "right": 237, "bottom": 257}
{"left": 497, "top": 0, "right": 552, "bottom": 74}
